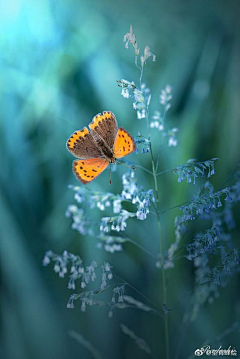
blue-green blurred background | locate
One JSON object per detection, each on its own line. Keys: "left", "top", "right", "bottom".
{"left": 1, "top": 0, "right": 240, "bottom": 358}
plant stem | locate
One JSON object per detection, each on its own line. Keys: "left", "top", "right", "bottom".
{"left": 157, "top": 215, "right": 170, "bottom": 359}
{"left": 145, "top": 110, "right": 170, "bottom": 359}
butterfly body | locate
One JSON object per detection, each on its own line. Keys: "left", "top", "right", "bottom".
{"left": 90, "top": 131, "right": 115, "bottom": 163}
{"left": 67, "top": 111, "right": 136, "bottom": 184}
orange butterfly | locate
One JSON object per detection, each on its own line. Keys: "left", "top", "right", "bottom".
{"left": 67, "top": 111, "right": 136, "bottom": 184}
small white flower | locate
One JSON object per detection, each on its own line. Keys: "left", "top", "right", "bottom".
{"left": 67, "top": 302, "right": 74, "bottom": 309}
{"left": 165, "top": 84, "right": 172, "bottom": 94}
{"left": 166, "top": 103, "right": 171, "bottom": 111}
{"left": 42, "top": 256, "right": 50, "bottom": 266}
{"left": 133, "top": 89, "right": 144, "bottom": 103}
{"left": 97, "top": 202, "right": 105, "bottom": 211}
{"left": 120, "top": 221, "right": 127, "bottom": 231}
{"left": 113, "top": 199, "right": 122, "bottom": 213}
{"left": 68, "top": 281, "right": 76, "bottom": 290}
{"left": 91, "top": 272, "right": 97, "bottom": 281}
{"left": 105, "top": 201, "right": 111, "bottom": 207}
{"left": 81, "top": 301, "right": 86, "bottom": 312}
{"left": 54, "top": 264, "right": 60, "bottom": 273}
{"left": 168, "top": 137, "right": 177, "bottom": 147}
{"left": 74, "top": 193, "right": 84, "bottom": 203}
{"left": 152, "top": 111, "right": 160, "bottom": 120}
{"left": 121, "top": 87, "right": 130, "bottom": 98}
{"left": 136, "top": 211, "right": 147, "bottom": 220}
{"left": 105, "top": 244, "right": 114, "bottom": 253}
{"left": 160, "top": 93, "right": 167, "bottom": 105}
{"left": 104, "top": 262, "right": 111, "bottom": 272}
{"left": 81, "top": 281, "right": 86, "bottom": 289}
{"left": 137, "top": 109, "right": 146, "bottom": 119}
{"left": 78, "top": 267, "right": 84, "bottom": 274}
{"left": 140, "top": 46, "right": 156, "bottom": 65}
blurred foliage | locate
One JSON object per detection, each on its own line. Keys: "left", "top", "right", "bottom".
{"left": 0, "top": 0, "right": 240, "bottom": 358}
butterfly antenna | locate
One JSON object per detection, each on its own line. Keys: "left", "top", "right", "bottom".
{"left": 116, "top": 161, "right": 136, "bottom": 170}
{"left": 109, "top": 163, "right": 113, "bottom": 185}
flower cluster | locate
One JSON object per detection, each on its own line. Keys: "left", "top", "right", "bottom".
{"left": 186, "top": 225, "right": 221, "bottom": 260}
{"left": 111, "top": 285, "right": 125, "bottom": 303}
{"left": 165, "top": 127, "right": 178, "bottom": 147}
{"left": 156, "top": 232, "right": 182, "bottom": 270}
{"left": 161, "top": 167, "right": 240, "bottom": 282}
{"left": 97, "top": 232, "right": 129, "bottom": 253}
{"left": 43, "top": 250, "right": 83, "bottom": 282}
{"left": 65, "top": 205, "right": 92, "bottom": 235}
{"left": 121, "top": 171, "right": 155, "bottom": 220}
{"left": 151, "top": 85, "right": 180, "bottom": 147}
{"left": 134, "top": 84, "right": 151, "bottom": 119}
{"left": 43, "top": 250, "right": 112, "bottom": 296}
{"left": 187, "top": 245, "right": 240, "bottom": 322}
{"left": 123, "top": 25, "right": 156, "bottom": 66}
{"left": 134, "top": 132, "right": 150, "bottom": 154}
{"left": 69, "top": 185, "right": 122, "bottom": 212}
{"left": 118, "top": 79, "right": 136, "bottom": 99}
{"left": 171, "top": 167, "right": 240, "bottom": 321}
{"left": 117, "top": 80, "right": 151, "bottom": 119}
{"left": 98, "top": 176, "right": 154, "bottom": 231}
{"left": 65, "top": 171, "right": 154, "bottom": 252}
{"left": 150, "top": 84, "right": 172, "bottom": 129}
{"left": 100, "top": 210, "right": 136, "bottom": 233}
{"left": 67, "top": 291, "right": 97, "bottom": 312}
{"left": 169, "top": 158, "right": 218, "bottom": 184}
{"left": 150, "top": 111, "right": 164, "bottom": 131}
{"left": 185, "top": 253, "right": 220, "bottom": 322}
{"left": 140, "top": 46, "right": 156, "bottom": 66}
{"left": 175, "top": 182, "right": 233, "bottom": 226}
{"left": 160, "top": 84, "right": 172, "bottom": 107}
{"left": 118, "top": 27, "right": 156, "bottom": 121}
{"left": 123, "top": 25, "right": 139, "bottom": 56}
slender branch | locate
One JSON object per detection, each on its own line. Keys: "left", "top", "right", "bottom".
{"left": 217, "top": 160, "right": 240, "bottom": 190}
{"left": 156, "top": 159, "right": 219, "bottom": 177}
{"left": 134, "top": 56, "right": 170, "bottom": 358}
{"left": 113, "top": 274, "right": 163, "bottom": 317}
{"left": 156, "top": 168, "right": 173, "bottom": 176}
{"left": 155, "top": 144, "right": 162, "bottom": 173}
{"left": 134, "top": 163, "right": 153, "bottom": 175}
{"left": 126, "top": 237, "right": 159, "bottom": 260}
{"left": 140, "top": 64, "right": 143, "bottom": 86}
{"left": 145, "top": 108, "right": 170, "bottom": 359}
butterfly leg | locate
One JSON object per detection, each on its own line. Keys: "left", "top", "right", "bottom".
{"left": 109, "top": 163, "right": 113, "bottom": 185}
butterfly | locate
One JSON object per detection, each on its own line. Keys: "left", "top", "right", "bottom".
{"left": 66, "top": 111, "right": 136, "bottom": 184}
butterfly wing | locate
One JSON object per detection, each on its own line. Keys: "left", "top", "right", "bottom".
{"left": 113, "top": 127, "right": 136, "bottom": 158}
{"left": 73, "top": 158, "right": 109, "bottom": 184}
{"left": 89, "top": 111, "right": 118, "bottom": 148}
{"left": 67, "top": 127, "right": 102, "bottom": 159}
